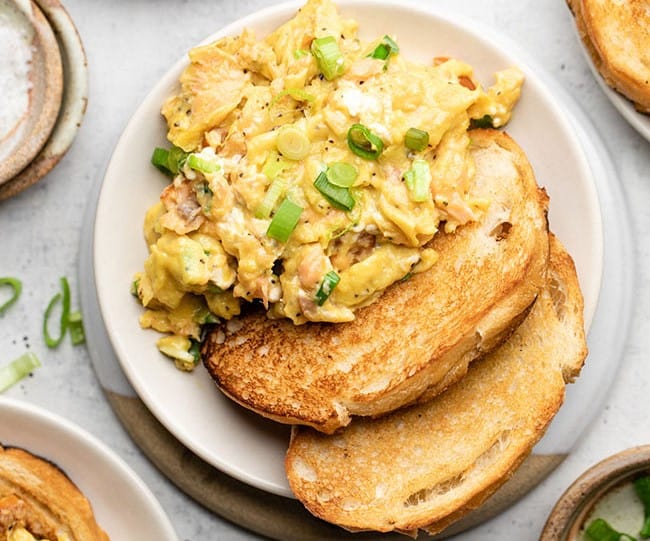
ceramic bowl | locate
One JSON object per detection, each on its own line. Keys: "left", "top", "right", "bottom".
{"left": 541, "top": 445, "right": 650, "bottom": 540}
{"left": 0, "top": 0, "right": 63, "bottom": 185}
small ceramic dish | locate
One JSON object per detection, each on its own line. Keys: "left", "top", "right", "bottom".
{"left": 541, "top": 445, "right": 650, "bottom": 541}
{"left": 0, "top": 0, "right": 63, "bottom": 185}
{"left": 0, "top": 0, "right": 88, "bottom": 202}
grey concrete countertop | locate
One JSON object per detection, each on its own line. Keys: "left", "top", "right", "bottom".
{"left": 1, "top": 1, "right": 649, "bottom": 539}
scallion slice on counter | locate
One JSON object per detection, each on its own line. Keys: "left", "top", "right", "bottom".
{"left": 186, "top": 154, "right": 220, "bottom": 174}
{"left": 0, "top": 277, "right": 22, "bottom": 316}
{"left": 43, "top": 278, "right": 70, "bottom": 348}
{"left": 404, "top": 127, "right": 430, "bottom": 151}
{"left": 584, "top": 518, "right": 636, "bottom": 541}
{"left": 369, "top": 35, "right": 399, "bottom": 60}
{"left": 67, "top": 310, "right": 85, "bottom": 346}
{"left": 276, "top": 126, "right": 311, "bottom": 161}
{"left": 314, "top": 171, "right": 355, "bottom": 211}
{"left": 347, "top": 123, "right": 384, "bottom": 160}
{"left": 266, "top": 198, "right": 303, "bottom": 242}
{"left": 0, "top": 352, "right": 41, "bottom": 393}
{"left": 326, "top": 162, "right": 358, "bottom": 188}
{"left": 255, "top": 178, "right": 287, "bottom": 219}
{"left": 315, "top": 271, "right": 340, "bottom": 306}
{"left": 634, "top": 476, "right": 650, "bottom": 537}
{"left": 403, "top": 159, "right": 432, "bottom": 202}
{"left": 311, "top": 36, "right": 345, "bottom": 80}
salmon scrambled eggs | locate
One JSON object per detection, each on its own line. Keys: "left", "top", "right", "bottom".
{"left": 133, "top": 0, "right": 524, "bottom": 370}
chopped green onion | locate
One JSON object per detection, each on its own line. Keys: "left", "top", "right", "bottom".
{"left": 167, "top": 146, "right": 189, "bottom": 174}
{"left": 67, "top": 310, "right": 85, "bottom": 346}
{"left": 314, "top": 171, "right": 356, "bottom": 211}
{"left": 311, "top": 36, "right": 345, "bottom": 80}
{"left": 266, "top": 198, "right": 303, "bottom": 242}
{"left": 0, "top": 277, "right": 22, "bottom": 316}
{"left": 326, "top": 162, "right": 358, "bottom": 188}
{"left": 0, "top": 352, "right": 41, "bottom": 393}
{"left": 151, "top": 147, "right": 172, "bottom": 175}
{"left": 43, "top": 277, "right": 71, "bottom": 348}
{"left": 189, "top": 339, "right": 201, "bottom": 364}
{"left": 404, "top": 128, "right": 430, "bottom": 151}
{"left": 585, "top": 518, "right": 636, "bottom": 541}
{"left": 315, "top": 271, "right": 340, "bottom": 306}
{"left": 369, "top": 35, "right": 400, "bottom": 60}
{"left": 262, "top": 150, "right": 290, "bottom": 179}
{"left": 151, "top": 146, "right": 189, "bottom": 176}
{"left": 347, "top": 123, "right": 384, "bottom": 160}
{"left": 634, "top": 476, "right": 650, "bottom": 537}
{"left": 469, "top": 114, "right": 494, "bottom": 130}
{"left": 271, "top": 88, "right": 315, "bottom": 106}
{"left": 255, "top": 178, "right": 287, "bottom": 219}
{"left": 404, "top": 160, "right": 432, "bottom": 202}
{"left": 276, "top": 126, "right": 311, "bottom": 161}
{"left": 186, "top": 154, "right": 220, "bottom": 174}
{"left": 294, "top": 49, "right": 310, "bottom": 59}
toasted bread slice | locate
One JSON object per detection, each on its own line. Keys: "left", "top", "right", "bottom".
{"left": 202, "top": 130, "right": 550, "bottom": 433}
{"left": 285, "top": 235, "right": 587, "bottom": 535}
{"left": 567, "top": 0, "right": 650, "bottom": 113}
{"left": 0, "top": 445, "right": 109, "bottom": 540}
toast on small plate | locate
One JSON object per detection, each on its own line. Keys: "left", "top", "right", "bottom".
{"left": 285, "top": 234, "right": 587, "bottom": 535}
{"left": 567, "top": 0, "right": 650, "bottom": 113}
{"left": 202, "top": 130, "right": 550, "bottom": 433}
{"left": 0, "top": 445, "right": 109, "bottom": 540}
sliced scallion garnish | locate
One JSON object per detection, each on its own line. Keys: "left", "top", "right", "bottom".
{"left": 326, "top": 162, "right": 358, "bottom": 188}
{"left": 186, "top": 154, "right": 220, "bottom": 174}
{"left": 151, "top": 147, "right": 172, "bottom": 175}
{"left": 369, "top": 35, "right": 399, "bottom": 61}
{"left": 404, "top": 159, "right": 432, "bottom": 202}
{"left": 266, "top": 198, "right": 303, "bottom": 242}
{"left": 43, "top": 278, "right": 70, "bottom": 348}
{"left": 255, "top": 178, "right": 287, "bottom": 219}
{"left": 404, "top": 128, "right": 430, "bottom": 151}
{"left": 314, "top": 171, "right": 356, "bottom": 211}
{"left": 469, "top": 114, "right": 494, "bottom": 130}
{"left": 151, "top": 146, "right": 189, "bottom": 176}
{"left": 0, "top": 352, "right": 41, "bottom": 393}
{"left": 293, "top": 49, "right": 310, "bottom": 59}
{"left": 262, "top": 150, "right": 290, "bottom": 180}
{"left": 311, "top": 36, "right": 345, "bottom": 80}
{"left": 271, "top": 88, "right": 315, "bottom": 106}
{"left": 67, "top": 310, "right": 85, "bottom": 346}
{"left": 634, "top": 476, "right": 650, "bottom": 537}
{"left": 347, "top": 123, "right": 384, "bottom": 160}
{"left": 189, "top": 339, "right": 201, "bottom": 364}
{"left": 277, "top": 126, "right": 311, "bottom": 161}
{"left": 315, "top": 271, "right": 340, "bottom": 306}
{"left": 0, "top": 277, "right": 22, "bottom": 316}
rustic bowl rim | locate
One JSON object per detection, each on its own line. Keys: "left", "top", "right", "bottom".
{"left": 540, "top": 445, "right": 650, "bottom": 541}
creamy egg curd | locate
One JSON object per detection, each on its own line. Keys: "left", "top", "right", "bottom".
{"left": 132, "top": 0, "right": 524, "bottom": 370}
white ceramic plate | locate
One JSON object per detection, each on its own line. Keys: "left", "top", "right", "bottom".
{"left": 0, "top": 397, "right": 178, "bottom": 540}
{"left": 94, "top": 0, "right": 603, "bottom": 497}
{"left": 570, "top": 24, "right": 650, "bottom": 142}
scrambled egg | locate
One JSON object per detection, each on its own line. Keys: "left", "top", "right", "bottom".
{"left": 133, "top": 0, "right": 524, "bottom": 369}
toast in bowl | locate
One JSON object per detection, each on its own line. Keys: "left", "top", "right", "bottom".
{"left": 202, "top": 129, "right": 550, "bottom": 433}
{"left": 285, "top": 234, "right": 587, "bottom": 535}
{"left": 567, "top": 0, "right": 650, "bottom": 113}
{"left": 0, "top": 445, "right": 109, "bottom": 540}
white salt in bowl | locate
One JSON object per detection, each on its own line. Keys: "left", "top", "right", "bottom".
{"left": 0, "top": 0, "right": 63, "bottom": 185}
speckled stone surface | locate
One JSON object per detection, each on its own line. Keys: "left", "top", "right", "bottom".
{"left": 0, "top": 1, "right": 648, "bottom": 540}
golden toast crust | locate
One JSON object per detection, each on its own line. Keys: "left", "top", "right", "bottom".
{"left": 567, "top": 0, "right": 650, "bottom": 113}
{"left": 202, "top": 130, "right": 550, "bottom": 433}
{"left": 0, "top": 445, "right": 109, "bottom": 540}
{"left": 285, "top": 235, "right": 587, "bottom": 534}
